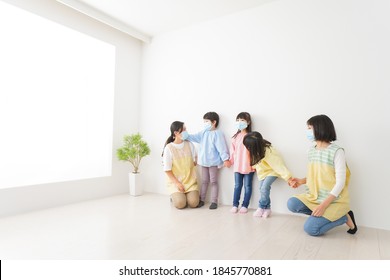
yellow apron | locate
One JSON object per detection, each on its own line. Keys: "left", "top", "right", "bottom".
{"left": 295, "top": 144, "right": 350, "bottom": 221}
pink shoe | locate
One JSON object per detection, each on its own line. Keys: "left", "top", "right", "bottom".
{"left": 253, "top": 208, "right": 264, "bottom": 217}
{"left": 262, "top": 209, "right": 272, "bottom": 218}
{"left": 230, "top": 206, "right": 238, "bottom": 213}
{"left": 239, "top": 207, "right": 248, "bottom": 214}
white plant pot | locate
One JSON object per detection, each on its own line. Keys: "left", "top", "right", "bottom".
{"left": 129, "top": 172, "right": 143, "bottom": 196}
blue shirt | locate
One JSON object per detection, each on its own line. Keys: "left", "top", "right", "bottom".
{"left": 187, "top": 129, "right": 229, "bottom": 167}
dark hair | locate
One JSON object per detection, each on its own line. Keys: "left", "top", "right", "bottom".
{"left": 203, "top": 112, "right": 219, "bottom": 128}
{"left": 233, "top": 112, "right": 252, "bottom": 138}
{"left": 243, "top": 131, "right": 272, "bottom": 166}
{"left": 307, "top": 114, "right": 337, "bottom": 142}
{"left": 161, "top": 121, "right": 184, "bottom": 156}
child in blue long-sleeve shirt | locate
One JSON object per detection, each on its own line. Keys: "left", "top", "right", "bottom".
{"left": 187, "top": 112, "right": 230, "bottom": 209}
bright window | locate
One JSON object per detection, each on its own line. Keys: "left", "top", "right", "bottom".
{"left": 0, "top": 1, "right": 115, "bottom": 189}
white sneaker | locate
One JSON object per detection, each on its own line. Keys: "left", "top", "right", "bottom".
{"left": 262, "top": 209, "right": 272, "bottom": 218}
{"left": 253, "top": 208, "right": 264, "bottom": 217}
{"left": 230, "top": 206, "right": 238, "bottom": 213}
{"left": 239, "top": 207, "right": 248, "bottom": 214}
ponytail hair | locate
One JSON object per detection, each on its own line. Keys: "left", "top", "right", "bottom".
{"left": 243, "top": 131, "right": 271, "bottom": 166}
{"left": 161, "top": 121, "right": 184, "bottom": 156}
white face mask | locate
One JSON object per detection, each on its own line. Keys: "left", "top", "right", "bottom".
{"left": 203, "top": 121, "right": 212, "bottom": 131}
{"left": 306, "top": 129, "right": 315, "bottom": 141}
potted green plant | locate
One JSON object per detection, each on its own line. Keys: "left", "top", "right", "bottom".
{"left": 117, "top": 133, "right": 150, "bottom": 196}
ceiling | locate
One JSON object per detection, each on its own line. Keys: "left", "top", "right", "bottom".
{"left": 58, "top": 0, "right": 275, "bottom": 41}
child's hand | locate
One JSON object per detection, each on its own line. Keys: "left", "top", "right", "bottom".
{"left": 288, "top": 177, "right": 300, "bottom": 188}
{"left": 223, "top": 160, "right": 231, "bottom": 168}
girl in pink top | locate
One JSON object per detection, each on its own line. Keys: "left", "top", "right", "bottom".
{"left": 227, "top": 112, "right": 255, "bottom": 214}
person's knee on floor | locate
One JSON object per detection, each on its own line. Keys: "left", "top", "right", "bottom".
{"left": 173, "top": 199, "right": 187, "bottom": 209}
{"left": 304, "top": 220, "right": 322, "bottom": 236}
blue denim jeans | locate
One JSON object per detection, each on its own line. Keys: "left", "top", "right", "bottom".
{"left": 287, "top": 197, "right": 348, "bottom": 236}
{"left": 233, "top": 172, "right": 254, "bottom": 208}
{"left": 258, "top": 176, "right": 277, "bottom": 209}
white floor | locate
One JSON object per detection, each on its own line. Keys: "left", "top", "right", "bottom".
{"left": 0, "top": 193, "right": 389, "bottom": 260}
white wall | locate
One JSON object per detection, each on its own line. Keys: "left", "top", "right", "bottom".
{"left": 140, "top": 0, "right": 390, "bottom": 230}
{"left": 0, "top": 0, "right": 142, "bottom": 216}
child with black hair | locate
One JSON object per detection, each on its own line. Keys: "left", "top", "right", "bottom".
{"left": 243, "top": 131, "right": 295, "bottom": 218}
{"left": 227, "top": 112, "right": 255, "bottom": 214}
{"left": 187, "top": 112, "right": 230, "bottom": 209}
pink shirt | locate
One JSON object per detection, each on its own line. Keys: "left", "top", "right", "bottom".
{"left": 229, "top": 132, "right": 255, "bottom": 174}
